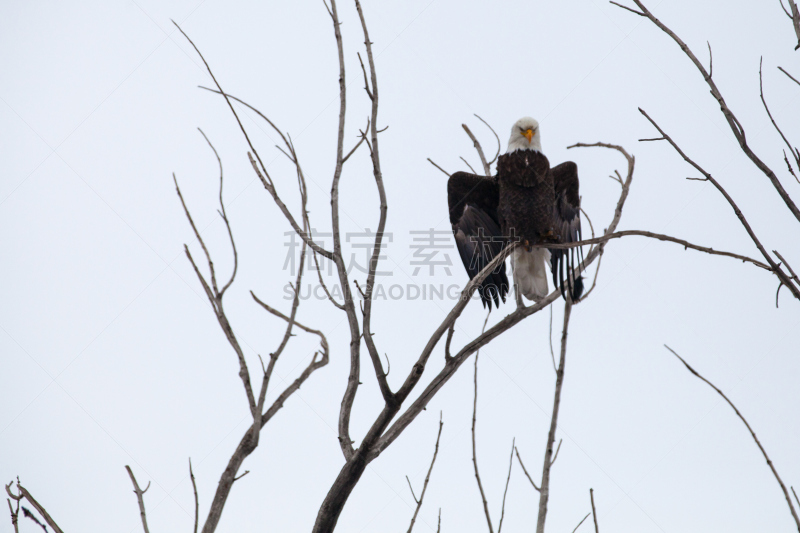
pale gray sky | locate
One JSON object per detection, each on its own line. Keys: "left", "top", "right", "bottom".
{"left": 2, "top": 0, "right": 800, "bottom": 532}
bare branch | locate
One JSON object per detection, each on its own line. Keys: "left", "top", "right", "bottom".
{"left": 462, "top": 123, "right": 491, "bottom": 176}
{"left": 497, "top": 438, "right": 515, "bottom": 533}
{"left": 778, "top": 66, "right": 800, "bottom": 87}
{"left": 190, "top": 459, "right": 199, "bottom": 533}
{"left": 608, "top": 1, "right": 645, "bottom": 16}
{"left": 536, "top": 299, "right": 573, "bottom": 533}
{"left": 515, "top": 447, "right": 541, "bottom": 492}
{"left": 774, "top": 250, "right": 800, "bottom": 282}
{"left": 786, "top": 0, "right": 800, "bottom": 50}
{"left": 428, "top": 158, "right": 451, "bottom": 177}
{"left": 7, "top": 497, "right": 19, "bottom": 533}
{"left": 548, "top": 306, "right": 557, "bottom": 372}
{"left": 620, "top": 1, "right": 800, "bottom": 224}
{"left": 474, "top": 114, "right": 502, "bottom": 165}
{"left": 784, "top": 151, "right": 800, "bottom": 183}
{"left": 343, "top": 117, "right": 371, "bottom": 163}
{"left": 707, "top": 41, "right": 713, "bottom": 78}
{"left": 551, "top": 439, "right": 563, "bottom": 466}
{"left": 174, "top": 174, "right": 257, "bottom": 416}
{"left": 185, "top": 34, "right": 334, "bottom": 260}
{"left": 460, "top": 156, "right": 478, "bottom": 174}
{"left": 6, "top": 481, "right": 64, "bottom": 533}
{"left": 322, "top": 0, "right": 360, "bottom": 464}
{"left": 355, "top": 0, "right": 396, "bottom": 408}
{"left": 664, "top": 345, "right": 800, "bottom": 531}
{"left": 590, "top": 488, "right": 599, "bottom": 533}
{"left": 781, "top": 0, "right": 793, "bottom": 18}
{"left": 537, "top": 228, "right": 770, "bottom": 270}
{"left": 580, "top": 248, "right": 605, "bottom": 300}
{"left": 637, "top": 108, "right": 800, "bottom": 299}
{"left": 759, "top": 58, "right": 800, "bottom": 178}
{"left": 444, "top": 323, "right": 456, "bottom": 362}
{"left": 125, "top": 466, "right": 151, "bottom": 533}
{"left": 198, "top": 129, "right": 238, "bottom": 297}
{"left": 471, "top": 314, "right": 495, "bottom": 533}
{"left": 572, "top": 512, "right": 591, "bottom": 533}
{"left": 250, "top": 292, "right": 329, "bottom": 358}
{"left": 407, "top": 412, "right": 444, "bottom": 533}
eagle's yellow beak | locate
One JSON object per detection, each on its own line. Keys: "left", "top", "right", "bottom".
{"left": 523, "top": 129, "right": 533, "bottom": 143}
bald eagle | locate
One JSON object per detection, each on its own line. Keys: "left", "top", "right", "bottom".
{"left": 447, "top": 117, "right": 583, "bottom": 308}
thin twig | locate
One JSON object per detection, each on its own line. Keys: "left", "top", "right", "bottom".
{"left": 535, "top": 229, "right": 769, "bottom": 270}
{"left": 536, "top": 300, "right": 573, "bottom": 533}
{"left": 407, "top": 412, "right": 444, "bottom": 533}
{"left": 462, "top": 123, "right": 491, "bottom": 176}
{"left": 6, "top": 498, "right": 19, "bottom": 533}
{"left": 496, "top": 438, "right": 515, "bottom": 533}
{"left": 572, "top": 512, "right": 592, "bottom": 533}
{"left": 474, "top": 114, "right": 502, "bottom": 165}
{"left": 515, "top": 447, "right": 541, "bottom": 492}
{"left": 664, "top": 345, "right": 800, "bottom": 531}
{"left": 4, "top": 481, "right": 62, "bottom": 533}
{"left": 184, "top": 29, "right": 334, "bottom": 260}
{"left": 609, "top": 1, "right": 645, "bottom": 16}
{"left": 355, "top": 0, "right": 395, "bottom": 407}
{"left": 551, "top": 439, "right": 563, "bottom": 466}
{"left": 460, "top": 156, "right": 478, "bottom": 174}
{"left": 471, "top": 312, "right": 494, "bottom": 533}
{"left": 428, "top": 158, "right": 451, "bottom": 176}
{"left": 125, "top": 466, "right": 151, "bottom": 533}
{"left": 636, "top": 108, "right": 799, "bottom": 298}
{"left": 548, "top": 306, "right": 557, "bottom": 372}
{"left": 779, "top": 66, "right": 800, "bottom": 87}
{"left": 620, "top": 1, "right": 800, "bottom": 225}
{"left": 759, "top": 58, "right": 800, "bottom": 179}
{"left": 590, "top": 488, "right": 599, "bottom": 533}
{"left": 190, "top": 459, "right": 199, "bottom": 533}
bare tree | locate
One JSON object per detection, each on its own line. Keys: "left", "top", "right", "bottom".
{"left": 7, "top": 1, "right": 799, "bottom": 532}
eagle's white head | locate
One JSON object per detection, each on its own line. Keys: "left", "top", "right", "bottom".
{"left": 506, "top": 116, "right": 542, "bottom": 153}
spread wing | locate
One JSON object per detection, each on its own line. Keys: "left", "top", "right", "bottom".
{"left": 448, "top": 171, "right": 509, "bottom": 309}
{"left": 549, "top": 162, "right": 584, "bottom": 301}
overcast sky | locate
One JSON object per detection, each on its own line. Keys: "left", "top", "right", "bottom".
{"left": 2, "top": 0, "right": 800, "bottom": 532}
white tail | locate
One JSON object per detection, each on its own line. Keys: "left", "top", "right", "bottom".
{"left": 511, "top": 247, "right": 551, "bottom": 302}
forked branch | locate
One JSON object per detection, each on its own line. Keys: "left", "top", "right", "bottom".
{"left": 125, "top": 466, "right": 151, "bottom": 533}
{"left": 5, "top": 480, "right": 64, "bottom": 533}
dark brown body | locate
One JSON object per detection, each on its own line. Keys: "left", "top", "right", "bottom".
{"left": 446, "top": 149, "right": 584, "bottom": 304}
{"left": 496, "top": 149, "right": 556, "bottom": 244}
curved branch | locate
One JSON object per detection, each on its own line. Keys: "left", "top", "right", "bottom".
{"left": 664, "top": 345, "right": 800, "bottom": 532}
{"left": 474, "top": 114, "right": 502, "bottom": 166}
